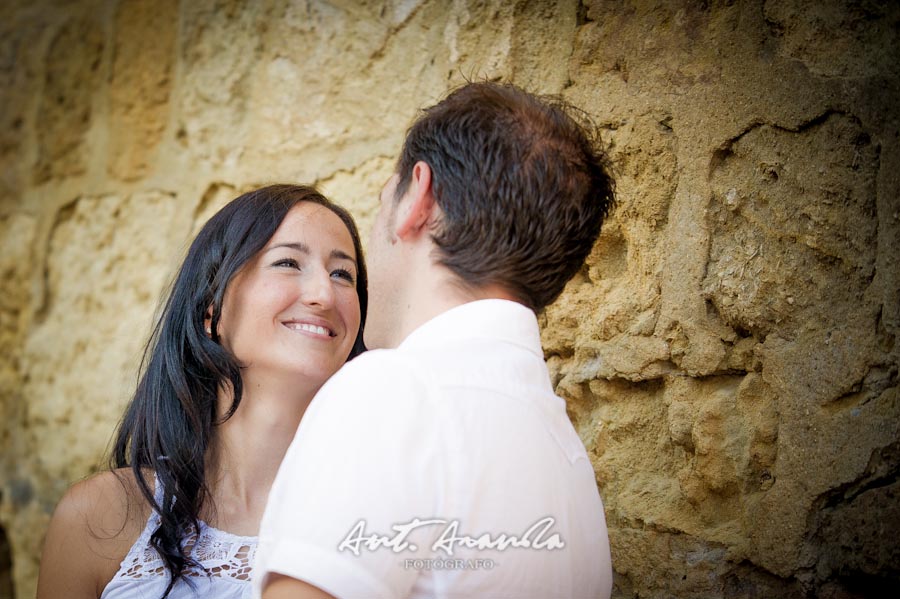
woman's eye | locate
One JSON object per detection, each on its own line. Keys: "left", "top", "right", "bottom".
{"left": 273, "top": 258, "right": 300, "bottom": 269}
{"left": 332, "top": 268, "right": 355, "bottom": 283}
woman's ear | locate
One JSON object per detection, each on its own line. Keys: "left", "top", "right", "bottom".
{"left": 204, "top": 306, "right": 213, "bottom": 337}
{"left": 396, "top": 161, "right": 436, "bottom": 240}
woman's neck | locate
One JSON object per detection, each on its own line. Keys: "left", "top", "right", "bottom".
{"left": 203, "top": 376, "right": 319, "bottom": 535}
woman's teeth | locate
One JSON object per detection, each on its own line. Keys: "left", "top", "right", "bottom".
{"left": 287, "top": 323, "right": 332, "bottom": 336}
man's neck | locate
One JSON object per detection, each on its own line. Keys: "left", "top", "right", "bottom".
{"left": 385, "top": 267, "right": 521, "bottom": 349}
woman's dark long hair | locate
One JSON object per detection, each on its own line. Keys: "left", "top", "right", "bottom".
{"left": 110, "top": 185, "right": 367, "bottom": 596}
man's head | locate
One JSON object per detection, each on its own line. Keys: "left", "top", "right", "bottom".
{"left": 394, "top": 81, "right": 615, "bottom": 311}
{"left": 364, "top": 82, "right": 615, "bottom": 348}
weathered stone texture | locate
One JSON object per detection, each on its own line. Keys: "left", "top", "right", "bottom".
{"left": 763, "top": 0, "right": 900, "bottom": 79}
{"left": 0, "top": 211, "right": 37, "bottom": 599}
{"left": 107, "top": 0, "right": 177, "bottom": 180}
{"left": 23, "top": 192, "right": 179, "bottom": 482}
{"left": 541, "top": 1, "right": 899, "bottom": 597}
{"left": 33, "top": 12, "right": 105, "bottom": 183}
{"left": 0, "top": 6, "right": 41, "bottom": 210}
{"left": 176, "top": 0, "right": 263, "bottom": 170}
{"left": 1, "top": 1, "right": 898, "bottom": 597}
{"left": 2, "top": 191, "right": 179, "bottom": 593}
{"left": 705, "top": 113, "right": 878, "bottom": 340}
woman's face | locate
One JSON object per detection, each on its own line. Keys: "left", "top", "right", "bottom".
{"left": 216, "top": 202, "right": 361, "bottom": 388}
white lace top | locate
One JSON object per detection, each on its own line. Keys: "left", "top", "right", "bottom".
{"left": 100, "top": 476, "right": 256, "bottom": 599}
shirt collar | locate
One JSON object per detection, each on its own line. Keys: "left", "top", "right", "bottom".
{"left": 398, "top": 299, "right": 544, "bottom": 358}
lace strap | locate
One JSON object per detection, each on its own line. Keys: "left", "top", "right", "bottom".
{"left": 108, "top": 471, "right": 257, "bottom": 583}
{"left": 107, "top": 473, "right": 167, "bottom": 581}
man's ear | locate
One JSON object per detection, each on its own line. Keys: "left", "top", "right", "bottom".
{"left": 396, "top": 161, "right": 436, "bottom": 240}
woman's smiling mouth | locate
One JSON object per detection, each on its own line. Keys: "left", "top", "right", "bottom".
{"left": 282, "top": 320, "right": 336, "bottom": 338}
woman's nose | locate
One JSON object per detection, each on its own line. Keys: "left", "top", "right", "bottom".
{"left": 301, "top": 268, "right": 336, "bottom": 308}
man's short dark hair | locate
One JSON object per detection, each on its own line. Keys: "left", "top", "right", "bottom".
{"left": 395, "top": 81, "right": 615, "bottom": 312}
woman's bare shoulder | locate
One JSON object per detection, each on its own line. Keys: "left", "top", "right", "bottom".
{"left": 60, "top": 468, "right": 152, "bottom": 535}
{"left": 37, "top": 468, "right": 153, "bottom": 598}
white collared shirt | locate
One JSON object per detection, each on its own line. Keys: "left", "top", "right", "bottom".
{"left": 255, "top": 299, "right": 612, "bottom": 598}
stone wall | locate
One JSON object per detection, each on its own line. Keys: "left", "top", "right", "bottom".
{"left": 1, "top": 1, "right": 897, "bottom": 597}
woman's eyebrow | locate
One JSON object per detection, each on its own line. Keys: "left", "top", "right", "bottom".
{"left": 331, "top": 249, "right": 357, "bottom": 268}
{"left": 267, "top": 242, "right": 356, "bottom": 268}
{"left": 267, "top": 242, "right": 309, "bottom": 254}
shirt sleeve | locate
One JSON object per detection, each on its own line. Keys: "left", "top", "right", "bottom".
{"left": 254, "top": 350, "right": 443, "bottom": 599}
